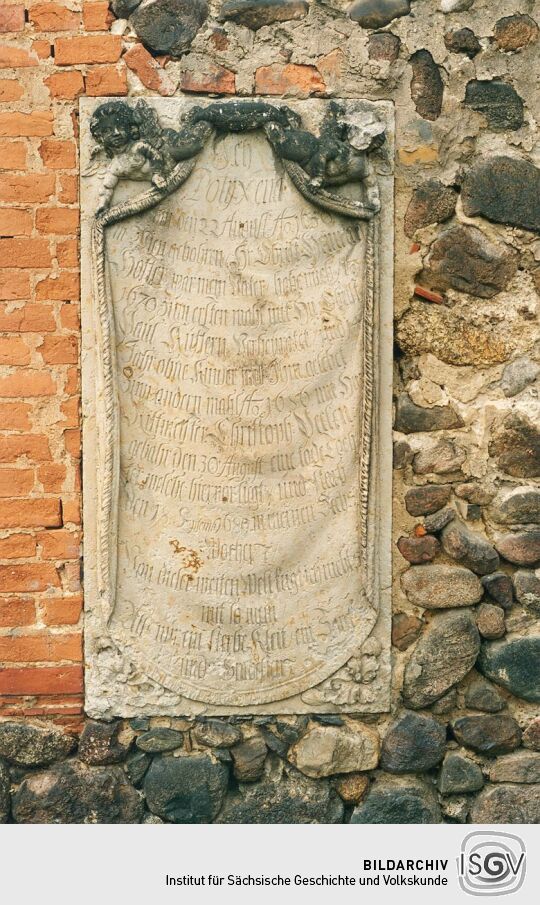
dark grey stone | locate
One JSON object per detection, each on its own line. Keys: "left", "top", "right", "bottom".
{"left": 216, "top": 769, "right": 344, "bottom": 824}
{"left": 444, "top": 27, "right": 481, "bottom": 58}
{"left": 231, "top": 735, "right": 267, "bottom": 782}
{"left": 465, "top": 675, "right": 506, "bottom": 712}
{"left": 462, "top": 156, "right": 540, "bottom": 234}
{"left": 12, "top": 762, "right": 143, "bottom": 824}
{"left": 192, "top": 720, "right": 242, "bottom": 748}
{"left": 404, "top": 179, "right": 458, "bottom": 237}
{"left": 136, "top": 729, "right": 184, "bottom": 753}
{"left": 367, "top": 31, "right": 401, "bottom": 61}
{"left": 125, "top": 750, "right": 151, "bottom": 787}
{"left": 452, "top": 714, "right": 522, "bottom": 755}
{"left": 478, "top": 637, "right": 540, "bottom": 703}
{"left": 471, "top": 784, "right": 540, "bottom": 823}
{"left": 381, "top": 713, "right": 446, "bottom": 773}
{"left": 144, "top": 755, "right": 228, "bottom": 823}
{"left": 219, "top": 0, "right": 308, "bottom": 29}
{"left": 424, "top": 507, "right": 456, "bottom": 534}
{"left": 431, "top": 688, "right": 457, "bottom": 715}
{"left": 481, "top": 572, "right": 514, "bottom": 610}
{"left": 514, "top": 570, "right": 540, "bottom": 615}
{"left": 496, "top": 531, "right": 540, "bottom": 566}
{"left": 348, "top": 0, "right": 411, "bottom": 29}
{"left": 491, "top": 489, "right": 540, "bottom": 525}
{"left": 395, "top": 394, "right": 463, "bottom": 433}
{"left": 464, "top": 80, "right": 524, "bottom": 131}
{"left": 405, "top": 484, "right": 451, "bottom": 517}
{"left": 441, "top": 520, "right": 499, "bottom": 575}
{"left": 78, "top": 721, "right": 130, "bottom": 766}
{"left": 487, "top": 751, "right": 540, "bottom": 783}
{"left": 410, "top": 49, "right": 444, "bottom": 121}
{"left": 403, "top": 610, "right": 480, "bottom": 708}
{"left": 111, "top": 0, "right": 142, "bottom": 17}
{"left": 0, "top": 722, "right": 76, "bottom": 767}
{"left": 489, "top": 414, "right": 540, "bottom": 478}
{"left": 438, "top": 753, "right": 484, "bottom": 794}
{"left": 0, "top": 759, "right": 9, "bottom": 823}
{"left": 401, "top": 564, "right": 483, "bottom": 608}
{"left": 523, "top": 718, "right": 540, "bottom": 751}
{"left": 500, "top": 356, "right": 540, "bottom": 397}
{"left": 420, "top": 225, "right": 517, "bottom": 299}
{"left": 131, "top": 0, "right": 208, "bottom": 56}
{"left": 397, "top": 534, "right": 440, "bottom": 564}
{"left": 351, "top": 778, "right": 442, "bottom": 823}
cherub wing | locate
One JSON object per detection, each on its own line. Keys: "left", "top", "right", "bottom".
{"left": 133, "top": 99, "right": 164, "bottom": 146}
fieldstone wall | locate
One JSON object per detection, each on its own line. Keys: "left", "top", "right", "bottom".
{"left": 0, "top": 0, "right": 538, "bottom": 823}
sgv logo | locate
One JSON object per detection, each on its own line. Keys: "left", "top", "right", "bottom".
{"left": 458, "top": 832, "right": 526, "bottom": 896}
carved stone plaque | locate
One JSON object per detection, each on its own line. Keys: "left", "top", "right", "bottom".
{"left": 80, "top": 98, "right": 394, "bottom": 717}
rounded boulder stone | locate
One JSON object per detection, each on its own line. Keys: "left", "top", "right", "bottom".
{"left": 419, "top": 225, "right": 518, "bottom": 299}
{"left": 496, "top": 531, "right": 540, "bottom": 566}
{"left": 514, "top": 571, "right": 540, "bottom": 614}
{"left": 404, "top": 179, "right": 458, "bottom": 237}
{"left": 476, "top": 603, "right": 506, "bottom": 640}
{"left": 144, "top": 754, "right": 228, "bottom": 823}
{"left": 464, "top": 675, "right": 506, "bottom": 712}
{"left": 410, "top": 49, "right": 444, "bottom": 121}
{"left": 351, "top": 777, "right": 442, "bottom": 824}
{"left": 444, "top": 27, "right": 481, "bottom": 58}
{"left": 216, "top": 769, "right": 344, "bottom": 823}
{"left": 481, "top": 572, "right": 514, "bottom": 610}
{"left": 471, "top": 784, "right": 540, "bottom": 824}
{"left": 401, "top": 564, "right": 483, "bottom": 608}
{"left": 404, "top": 484, "right": 451, "bottom": 517}
{"left": 478, "top": 636, "right": 540, "bottom": 702}
{"left": 131, "top": 0, "right": 208, "bottom": 56}
{"left": 381, "top": 712, "right": 446, "bottom": 773}
{"left": 489, "top": 413, "right": 540, "bottom": 479}
{"left": 487, "top": 751, "right": 540, "bottom": 784}
{"left": 290, "top": 723, "right": 380, "bottom": 778}
{"left": 452, "top": 714, "right": 522, "bottom": 755}
{"left": 231, "top": 735, "right": 267, "bottom": 782}
{"left": 135, "top": 728, "right": 184, "bottom": 753}
{"left": 12, "top": 761, "right": 143, "bottom": 824}
{"left": 464, "top": 79, "right": 524, "bottom": 132}
{"left": 218, "top": 0, "right": 308, "bottom": 30}
{"left": 403, "top": 609, "right": 480, "bottom": 709}
{"left": 192, "top": 720, "right": 242, "bottom": 748}
{"left": 0, "top": 722, "right": 76, "bottom": 768}
{"left": 493, "top": 14, "right": 539, "bottom": 53}
{"left": 441, "top": 520, "right": 499, "bottom": 575}
{"left": 523, "top": 717, "right": 540, "bottom": 751}
{"left": 438, "top": 752, "right": 484, "bottom": 794}
{"left": 348, "top": 0, "right": 411, "bottom": 29}
{"left": 394, "top": 393, "right": 463, "bottom": 434}
{"left": 78, "top": 720, "right": 132, "bottom": 766}
{"left": 397, "top": 534, "right": 440, "bottom": 564}
{"left": 490, "top": 488, "right": 540, "bottom": 525}
{"left": 461, "top": 156, "right": 540, "bottom": 234}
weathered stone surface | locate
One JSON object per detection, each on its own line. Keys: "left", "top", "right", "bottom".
{"left": 12, "top": 762, "right": 143, "bottom": 824}
{"left": 397, "top": 535, "right": 440, "bottom": 564}
{"left": 348, "top": 0, "right": 410, "bottom": 29}
{"left": 493, "top": 15, "right": 539, "bottom": 53}
{"left": 405, "top": 484, "right": 451, "bottom": 516}
{"left": 290, "top": 724, "right": 379, "bottom": 778}
{"left": 431, "top": 687, "right": 457, "bottom": 714}
{"left": 334, "top": 773, "right": 369, "bottom": 804}
{"left": 404, "top": 180, "right": 458, "bottom": 237}
{"left": 438, "top": 752, "right": 483, "bottom": 794}
{"left": 456, "top": 483, "right": 496, "bottom": 506}
{"left": 131, "top": 0, "right": 207, "bottom": 56}
{"left": 464, "top": 80, "right": 524, "bottom": 132}
{"left": 231, "top": 735, "right": 267, "bottom": 782}
{"left": 478, "top": 637, "right": 540, "bottom": 702}
{"left": 410, "top": 50, "right": 444, "bottom": 121}
{"left": 394, "top": 439, "right": 413, "bottom": 469}
{"left": 424, "top": 507, "right": 456, "bottom": 534}
{"left": 144, "top": 755, "right": 228, "bottom": 823}
{"left": 412, "top": 440, "right": 464, "bottom": 474}
{"left": 523, "top": 718, "right": 540, "bottom": 751}
{"left": 392, "top": 613, "right": 423, "bottom": 650}
{"left": 136, "top": 729, "right": 184, "bottom": 753}
{"left": 514, "top": 571, "right": 540, "bottom": 615}
{"left": 260, "top": 718, "right": 308, "bottom": 756}
{"left": 462, "top": 157, "right": 540, "bottom": 234}
{"left": 192, "top": 721, "right": 242, "bottom": 748}
{"left": 491, "top": 489, "right": 540, "bottom": 525}
{"left": 403, "top": 610, "right": 480, "bottom": 708}
{"left": 440, "top": 0, "right": 473, "bottom": 11}
{"left": 489, "top": 414, "right": 540, "bottom": 479}
{"left": 444, "top": 27, "right": 481, "bottom": 58}
{"left": 481, "top": 572, "right": 514, "bottom": 610}
{"left": 471, "top": 783, "right": 540, "bottom": 823}
{"left": 78, "top": 721, "right": 131, "bottom": 765}
{"left": 351, "top": 777, "right": 442, "bottom": 823}
{"left": 0, "top": 759, "right": 9, "bottom": 824}
{"left": 125, "top": 750, "right": 151, "bottom": 787}
{"left": 402, "top": 565, "right": 483, "bottom": 608}
{"left": 0, "top": 722, "right": 76, "bottom": 767}
{"left": 500, "top": 356, "right": 540, "bottom": 397}
{"left": 420, "top": 226, "right": 517, "bottom": 299}
{"left": 453, "top": 714, "right": 521, "bottom": 755}
{"left": 465, "top": 675, "right": 506, "bottom": 712}
{"left": 441, "top": 521, "right": 499, "bottom": 575}
{"left": 476, "top": 603, "right": 506, "bottom": 640}
{"left": 220, "top": 0, "right": 307, "bottom": 29}
{"left": 381, "top": 712, "right": 446, "bottom": 773}
{"left": 395, "top": 393, "right": 463, "bottom": 433}
{"left": 111, "top": 0, "right": 141, "bottom": 17}
{"left": 216, "top": 769, "right": 344, "bottom": 823}
{"left": 496, "top": 531, "right": 540, "bottom": 566}
{"left": 367, "top": 31, "right": 400, "bottom": 61}
{"left": 487, "top": 751, "right": 540, "bottom": 783}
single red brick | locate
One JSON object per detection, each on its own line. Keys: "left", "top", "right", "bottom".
{"left": 55, "top": 34, "right": 122, "bottom": 65}
{"left": 61, "top": 497, "right": 80, "bottom": 525}
{"left": 0, "top": 173, "right": 55, "bottom": 202}
{"left": 58, "top": 173, "right": 77, "bottom": 203}
{"left": 0, "top": 207, "right": 32, "bottom": 235}
{"left": 0, "top": 5, "right": 25, "bottom": 32}
{"left": 44, "top": 70, "right": 84, "bottom": 99}
{"left": 36, "top": 272, "right": 79, "bottom": 301}
{"left": 36, "top": 207, "right": 79, "bottom": 234}
{"left": 83, "top": 1, "right": 113, "bottom": 30}
{"left": 0, "top": 563, "right": 60, "bottom": 593}
{"left": 0, "top": 401, "right": 32, "bottom": 430}
{"left": 0, "top": 302, "right": 55, "bottom": 332}
{"left": 41, "top": 595, "right": 82, "bottom": 625}
{"left": 0, "top": 434, "right": 51, "bottom": 463}
{"left": 0, "top": 139, "right": 27, "bottom": 170}
{"left": 37, "top": 528, "right": 79, "bottom": 560}
{"left": 37, "top": 462, "right": 66, "bottom": 492}
{"left": 180, "top": 62, "right": 235, "bottom": 95}
{"left": 0, "top": 45, "right": 38, "bottom": 68}
{"left": 32, "top": 38, "right": 51, "bottom": 59}
{"left": 0, "top": 467, "right": 34, "bottom": 496}
{"left": 39, "top": 138, "right": 76, "bottom": 169}
{"left": 0, "top": 497, "right": 60, "bottom": 526}
{"left": 0, "top": 370, "right": 56, "bottom": 398}
{"left": 255, "top": 63, "right": 325, "bottom": 97}
{"left": 29, "top": 2, "right": 80, "bottom": 31}
{"left": 0, "top": 596, "right": 35, "bottom": 627}
{"left": 0, "top": 77, "right": 24, "bottom": 101}
{"left": 39, "top": 333, "right": 78, "bottom": 364}
{"left": 0, "top": 664, "right": 83, "bottom": 694}
{"left": 85, "top": 63, "right": 128, "bottom": 96}
{"left": 0, "top": 533, "right": 36, "bottom": 558}
{"left": 414, "top": 285, "right": 445, "bottom": 304}
{"left": 0, "top": 270, "right": 30, "bottom": 300}
{"left": 59, "top": 303, "right": 79, "bottom": 330}
{"left": 0, "top": 237, "right": 51, "bottom": 267}
{"left": 63, "top": 428, "right": 80, "bottom": 458}
{"left": 0, "top": 335, "right": 30, "bottom": 365}
{"left": 123, "top": 43, "right": 175, "bottom": 96}
{"left": 0, "top": 110, "right": 53, "bottom": 137}
{"left": 56, "top": 239, "right": 78, "bottom": 268}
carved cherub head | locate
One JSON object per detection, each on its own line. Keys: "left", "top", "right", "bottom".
{"left": 90, "top": 102, "right": 140, "bottom": 156}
